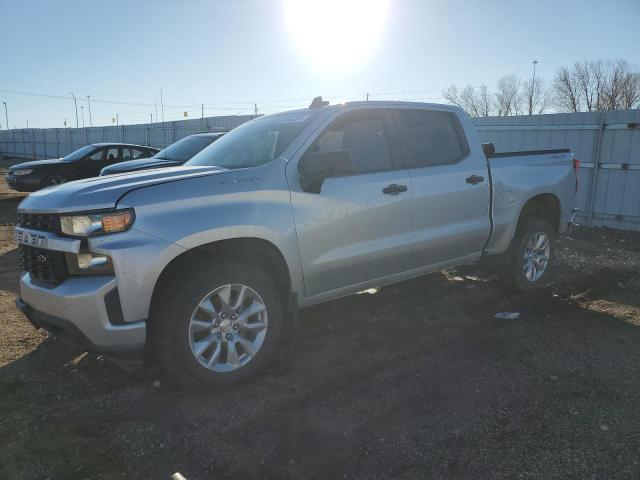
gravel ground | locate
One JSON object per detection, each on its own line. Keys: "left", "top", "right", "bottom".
{"left": 1, "top": 164, "right": 639, "bottom": 480}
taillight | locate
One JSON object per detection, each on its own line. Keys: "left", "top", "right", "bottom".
{"left": 573, "top": 158, "right": 580, "bottom": 192}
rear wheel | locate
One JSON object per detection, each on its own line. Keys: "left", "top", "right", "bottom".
{"left": 42, "top": 174, "right": 67, "bottom": 188}
{"left": 499, "top": 217, "right": 555, "bottom": 292}
{"left": 154, "top": 262, "right": 284, "bottom": 389}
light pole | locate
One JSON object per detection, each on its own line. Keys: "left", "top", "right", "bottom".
{"left": 70, "top": 92, "right": 79, "bottom": 128}
{"left": 529, "top": 60, "right": 539, "bottom": 115}
{"left": 2, "top": 101, "right": 8, "bottom": 131}
{"left": 86, "top": 95, "right": 92, "bottom": 127}
{"left": 80, "top": 106, "right": 85, "bottom": 127}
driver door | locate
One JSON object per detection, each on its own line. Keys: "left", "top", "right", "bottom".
{"left": 289, "top": 109, "right": 414, "bottom": 300}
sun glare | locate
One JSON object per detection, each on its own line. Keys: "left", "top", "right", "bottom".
{"left": 284, "top": 0, "right": 389, "bottom": 71}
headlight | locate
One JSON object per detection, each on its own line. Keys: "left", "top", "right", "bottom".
{"left": 59, "top": 209, "right": 135, "bottom": 237}
{"left": 12, "top": 169, "right": 33, "bottom": 176}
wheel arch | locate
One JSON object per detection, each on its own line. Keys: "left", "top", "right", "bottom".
{"left": 148, "top": 237, "right": 294, "bottom": 334}
{"left": 515, "top": 193, "right": 561, "bottom": 236}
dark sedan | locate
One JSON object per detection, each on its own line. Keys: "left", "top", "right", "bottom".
{"left": 6, "top": 143, "right": 159, "bottom": 191}
{"left": 100, "top": 132, "right": 226, "bottom": 176}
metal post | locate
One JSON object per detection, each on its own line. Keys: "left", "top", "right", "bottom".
{"left": 587, "top": 112, "right": 606, "bottom": 226}
{"left": 70, "top": 92, "right": 79, "bottom": 128}
{"left": 160, "top": 89, "right": 165, "bottom": 122}
{"left": 43, "top": 129, "right": 47, "bottom": 158}
{"left": 3, "top": 102, "right": 8, "bottom": 133}
{"left": 529, "top": 60, "right": 538, "bottom": 115}
{"left": 86, "top": 95, "right": 93, "bottom": 127}
{"left": 80, "top": 106, "right": 85, "bottom": 128}
{"left": 201, "top": 104, "right": 205, "bottom": 132}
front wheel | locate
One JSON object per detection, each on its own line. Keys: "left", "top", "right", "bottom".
{"left": 42, "top": 174, "right": 67, "bottom": 188}
{"left": 499, "top": 217, "right": 555, "bottom": 292}
{"left": 154, "top": 262, "right": 284, "bottom": 389}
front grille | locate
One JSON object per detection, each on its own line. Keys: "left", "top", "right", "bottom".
{"left": 19, "top": 245, "right": 68, "bottom": 285}
{"left": 17, "top": 213, "right": 60, "bottom": 233}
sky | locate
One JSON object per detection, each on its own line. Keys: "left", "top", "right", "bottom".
{"left": 0, "top": 0, "right": 639, "bottom": 129}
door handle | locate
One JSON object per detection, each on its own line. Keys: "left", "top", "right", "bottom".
{"left": 466, "top": 175, "right": 485, "bottom": 185}
{"left": 382, "top": 183, "right": 408, "bottom": 195}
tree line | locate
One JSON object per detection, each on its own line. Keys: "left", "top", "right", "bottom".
{"left": 442, "top": 59, "right": 640, "bottom": 117}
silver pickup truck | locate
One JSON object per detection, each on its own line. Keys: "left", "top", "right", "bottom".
{"left": 14, "top": 100, "right": 577, "bottom": 387}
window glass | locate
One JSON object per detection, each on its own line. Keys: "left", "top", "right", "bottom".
{"left": 311, "top": 110, "right": 392, "bottom": 173}
{"left": 187, "top": 111, "right": 318, "bottom": 168}
{"left": 131, "top": 148, "right": 148, "bottom": 159}
{"left": 121, "top": 148, "right": 134, "bottom": 161}
{"left": 102, "top": 148, "right": 119, "bottom": 161}
{"left": 396, "top": 110, "right": 466, "bottom": 167}
{"left": 87, "top": 149, "right": 104, "bottom": 161}
{"left": 155, "top": 136, "right": 216, "bottom": 161}
{"left": 61, "top": 145, "right": 96, "bottom": 162}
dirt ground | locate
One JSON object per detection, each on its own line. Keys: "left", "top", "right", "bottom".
{"left": 1, "top": 161, "right": 640, "bottom": 480}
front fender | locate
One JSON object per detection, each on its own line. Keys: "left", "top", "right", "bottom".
{"left": 116, "top": 161, "right": 305, "bottom": 306}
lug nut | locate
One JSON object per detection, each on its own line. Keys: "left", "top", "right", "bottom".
{"left": 225, "top": 333, "right": 233, "bottom": 340}
{"left": 233, "top": 324, "right": 239, "bottom": 330}
{"left": 231, "top": 314, "right": 237, "bottom": 320}
{"left": 213, "top": 320, "right": 220, "bottom": 327}
{"left": 221, "top": 313, "right": 226, "bottom": 318}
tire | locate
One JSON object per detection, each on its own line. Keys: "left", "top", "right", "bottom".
{"left": 498, "top": 217, "right": 555, "bottom": 292}
{"left": 42, "top": 174, "right": 67, "bottom": 188}
{"left": 154, "top": 261, "right": 284, "bottom": 389}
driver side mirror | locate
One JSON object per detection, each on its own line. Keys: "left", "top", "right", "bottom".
{"left": 298, "top": 150, "right": 355, "bottom": 193}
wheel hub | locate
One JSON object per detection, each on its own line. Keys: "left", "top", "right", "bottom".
{"left": 219, "top": 318, "right": 232, "bottom": 333}
{"left": 188, "top": 283, "right": 269, "bottom": 373}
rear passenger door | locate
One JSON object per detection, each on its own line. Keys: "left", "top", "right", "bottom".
{"left": 290, "top": 108, "right": 414, "bottom": 299}
{"left": 392, "top": 108, "right": 491, "bottom": 268}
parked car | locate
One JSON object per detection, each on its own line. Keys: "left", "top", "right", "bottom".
{"left": 14, "top": 99, "right": 578, "bottom": 388}
{"left": 6, "top": 143, "right": 159, "bottom": 191}
{"left": 100, "top": 132, "right": 226, "bottom": 176}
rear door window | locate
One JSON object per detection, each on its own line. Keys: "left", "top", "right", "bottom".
{"left": 395, "top": 110, "right": 468, "bottom": 168}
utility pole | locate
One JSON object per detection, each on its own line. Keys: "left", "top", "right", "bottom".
{"left": 26, "top": 120, "right": 28, "bottom": 128}
{"left": 2, "top": 101, "right": 8, "bottom": 131}
{"left": 201, "top": 104, "right": 205, "bottom": 132}
{"left": 254, "top": 103, "right": 258, "bottom": 116}
{"left": 70, "top": 92, "right": 79, "bottom": 127}
{"left": 366, "top": 93, "right": 369, "bottom": 101}
{"left": 150, "top": 113, "right": 153, "bottom": 123}
{"left": 529, "top": 60, "right": 539, "bottom": 115}
{"left": 116, "top": 114, "right": 119, "bottom": 127}
{"left": 86, "top": 95, "right": 93, "bottom": 126}
{"left": 154, "top": 98, "right": 158, "bottom": 123}
{"left": 160, "top": 89, "right": 165, "bottom": 122}
{"left": 80, "top": 106, "right": 85, "bottom": 127}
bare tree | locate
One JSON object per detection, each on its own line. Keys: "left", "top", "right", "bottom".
{"left": 522, "top": 76, "right": 547, "bottom": 114}
{"left": 553, "top": 67, "right": 581, "bottom": 112}
{"left": 601, "top": 59, "right": 640, "bottom": 110}
{"left": 554, "top": 59, "right": 640, "bottom": 112}
{"left": 494, "top": 75, "right": 523, "bottom": 116}
{"left": 442, "top": 84, "right": 493, "bottom": 117}
{"left": 443, "top": 84, "right": 462, "bottom": 107}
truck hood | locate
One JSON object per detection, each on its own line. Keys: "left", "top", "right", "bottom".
{"left": 18, "top": 165, "right": 229, "bottom": 213}
{"left": 10, "top": 158, "right": 63, "bottom": 170}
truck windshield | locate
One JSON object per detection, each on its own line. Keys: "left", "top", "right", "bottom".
{"left": 186, "top": 111, "right": 318, "bottom": 169}
{"left": 61, "top": 145, "right": 96, "bottom": 162}
{"left": 154, "top": 136, "right": 216, "bottom": 161}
